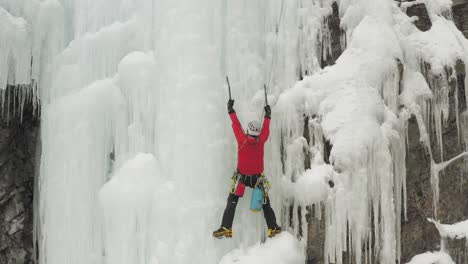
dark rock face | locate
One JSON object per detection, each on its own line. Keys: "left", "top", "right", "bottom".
{"left": 401, "top": 62, "right": 468, "bottom": 262}
{"left": 320, "top": 2, "right": 342, "bottom": 68}
{"left": 400, "top": 4, "right": 468, "bottom": 262}
{"left": 405, "top": 3, "right": 432, "bottom": 32}
{"left": 0, "top": 86, "right": 39, "bottom": 264}
{"left": 453, "top": 1, "right": 468, "bottom": 38}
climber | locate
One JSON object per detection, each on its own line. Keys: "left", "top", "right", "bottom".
{"left": 213, "top": 99, "right": 281, "bottom": 239}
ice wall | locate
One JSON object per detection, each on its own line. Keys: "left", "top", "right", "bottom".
{"left": 1, "top": 0, "right": 468, "bottom": 263}
{"left": 0, "top": 7, "right": 30, "bottom": 90}
{"left": 0, "top": 0, "right": 66, "bottom": 122}
{"left": 39, "top": 78, "right": 125, "bottom": 264}
{"left": 36, "top": 1, "right": 303, "bottom": 264}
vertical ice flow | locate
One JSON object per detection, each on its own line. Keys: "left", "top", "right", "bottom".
{"left": 0, "top": 0, "right": 463, "bottom": 263}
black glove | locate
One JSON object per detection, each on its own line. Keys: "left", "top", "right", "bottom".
{"left": 264, "top": 105, "right": 271, "bottom": 119}
{"left": 228, "top": 99, "right": 235, "bottom": 114}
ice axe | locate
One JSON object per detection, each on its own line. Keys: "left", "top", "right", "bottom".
{"left": 263, "top": 84, "right": 268, "bottom": 106}
{"left": 226, "top": 76, "right": 232, "bottom": 100}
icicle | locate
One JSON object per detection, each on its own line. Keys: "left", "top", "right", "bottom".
{"left": 461, "top": 111, "right": 468, "bottom": 182}
{"left": 320, "top": 16, "right": 333, "bottom": 64}
{"left": 455, "top": 80, "right": 460, "bottom": 145}
{"left": 340, "top": 30, "right": 347, "bottom": 51}
{"left": 465, "top": 69, "right": 468, "bottom": 110}
{"left": 0, "top": 7, "right": 31, "bottom": 90}
{"left": 430, "top": 72, "right": 451, "bottom": 161}
{"left": 296, "top": 0, "right": 335, "bottom": 76}
{"left": 382, "top": 65, "right": 401, "bottom": 114}
{"left": 430, "top": 151, "right": 468, "bottom": 218}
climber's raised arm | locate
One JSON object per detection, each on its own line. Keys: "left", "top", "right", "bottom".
{"left": 259, "top": 105, "right": 271, "bottom": 143}
{"left": 228, "top": 99, "right": 245, "bottom": 144}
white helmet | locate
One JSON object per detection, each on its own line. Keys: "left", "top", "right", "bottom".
{"left": 247, "top": 121, "right": 261, "bottom": 136}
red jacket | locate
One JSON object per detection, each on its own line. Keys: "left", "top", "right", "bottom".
{"left": 230, "top": 112, "right": 270, "bottom": 175}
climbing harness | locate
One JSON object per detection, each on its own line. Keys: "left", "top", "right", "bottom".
{"left": 229, "top": 171, "right": 248, "bottom": 197}
{"left": 260, "top": 173, "right": 271, "bottom": 200}
{"left": 255, "top": 174, "right": 271, "bottom": 204}
{"left": 229, "top": 171, "right": 271, "bottom": 202}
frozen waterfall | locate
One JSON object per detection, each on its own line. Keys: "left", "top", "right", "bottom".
{"left": 1, "top": 0, "right": 468, "bottom": 263}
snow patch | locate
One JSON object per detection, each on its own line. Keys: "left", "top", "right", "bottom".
{"left": 219, "top": 232, "right": 304, "bottom": 264}
{"left": 294, "top": 164, "right": 332, "bottom": 205}
{"left": 404, "top": 19, "right": 464, "bottom": 74}
{"left": 100, "top": 153, "right": 160, "bottom": 264}
{"left": 401, "top": 0, "right": 453, "bottom": 17}
{"left": 430, "top": 218, "right": 468, "bottom": 240}
{"left": 406, "top": 251, "right": 455, "bottom": 264}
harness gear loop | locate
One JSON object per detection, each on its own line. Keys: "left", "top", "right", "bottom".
{"left": 254, "top": 173, "right": 271, "bottom": 204}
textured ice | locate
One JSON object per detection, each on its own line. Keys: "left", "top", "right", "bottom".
{"left": 39, "top": 78, "right": 126, "bottom": 264}
{"left": 275, "top": 14, "right": 405, "bottom": 263}
{"left": 400, "top": 70, "right": 432, "bottom": 148}
{"left": 100, "top": 153, "right": 160, "bottom": 264}
{"left": 0, "top": 0, "right": 466, "bottom": 263}
{"left": 48, "top": 18, "right": 141, "bottom": 102}
{"left": 0, "top": 7, "right": 30, "bottom": 89}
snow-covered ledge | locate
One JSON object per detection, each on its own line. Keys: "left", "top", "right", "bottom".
{"left": 428, "top": 218, "right": 468, "bottom": 262}
{"left": 406, "top": 218, "right": 468, "bottom": 264}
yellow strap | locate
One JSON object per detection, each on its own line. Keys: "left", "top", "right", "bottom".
{"left": 229, "top": 171, "right": 238, "bottom": 194}
{"left": 259, "top": 174, "right": 271, "bottom": 198}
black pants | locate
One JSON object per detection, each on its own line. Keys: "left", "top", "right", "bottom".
{"left": 221, "top": 174, "right": 278, "bottom": 229}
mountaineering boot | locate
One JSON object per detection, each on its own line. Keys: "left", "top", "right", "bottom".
{"left": 268, "top": 226, "right": 282, "bottom": 238}
{"left": 213, "top": 227, "right": 233, "bottom": 239}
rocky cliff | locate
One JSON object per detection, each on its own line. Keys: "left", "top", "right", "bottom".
{"left": 0, "top": 86, "right": 39, "bottom": 264}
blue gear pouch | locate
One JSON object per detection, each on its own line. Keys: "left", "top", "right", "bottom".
{"left": 250, "top": 187, "right": 263, "bottom": 212}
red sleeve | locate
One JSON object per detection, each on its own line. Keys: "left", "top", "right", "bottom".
{"left": 230, "top": 112, "right": 246, "bottom": 144}
{"left": 259, "top": 118, "right": 270, "bottom": 143}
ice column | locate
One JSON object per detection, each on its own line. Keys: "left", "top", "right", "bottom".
{"left": 39, "top": 79, "right": 125, "bottom": 264}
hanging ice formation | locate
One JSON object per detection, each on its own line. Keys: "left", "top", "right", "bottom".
{"left": 273, "top": 0, "right": 468, "bottom": 264}
{"left": 1, "top": 0, "right": 468, "bottom": 263}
